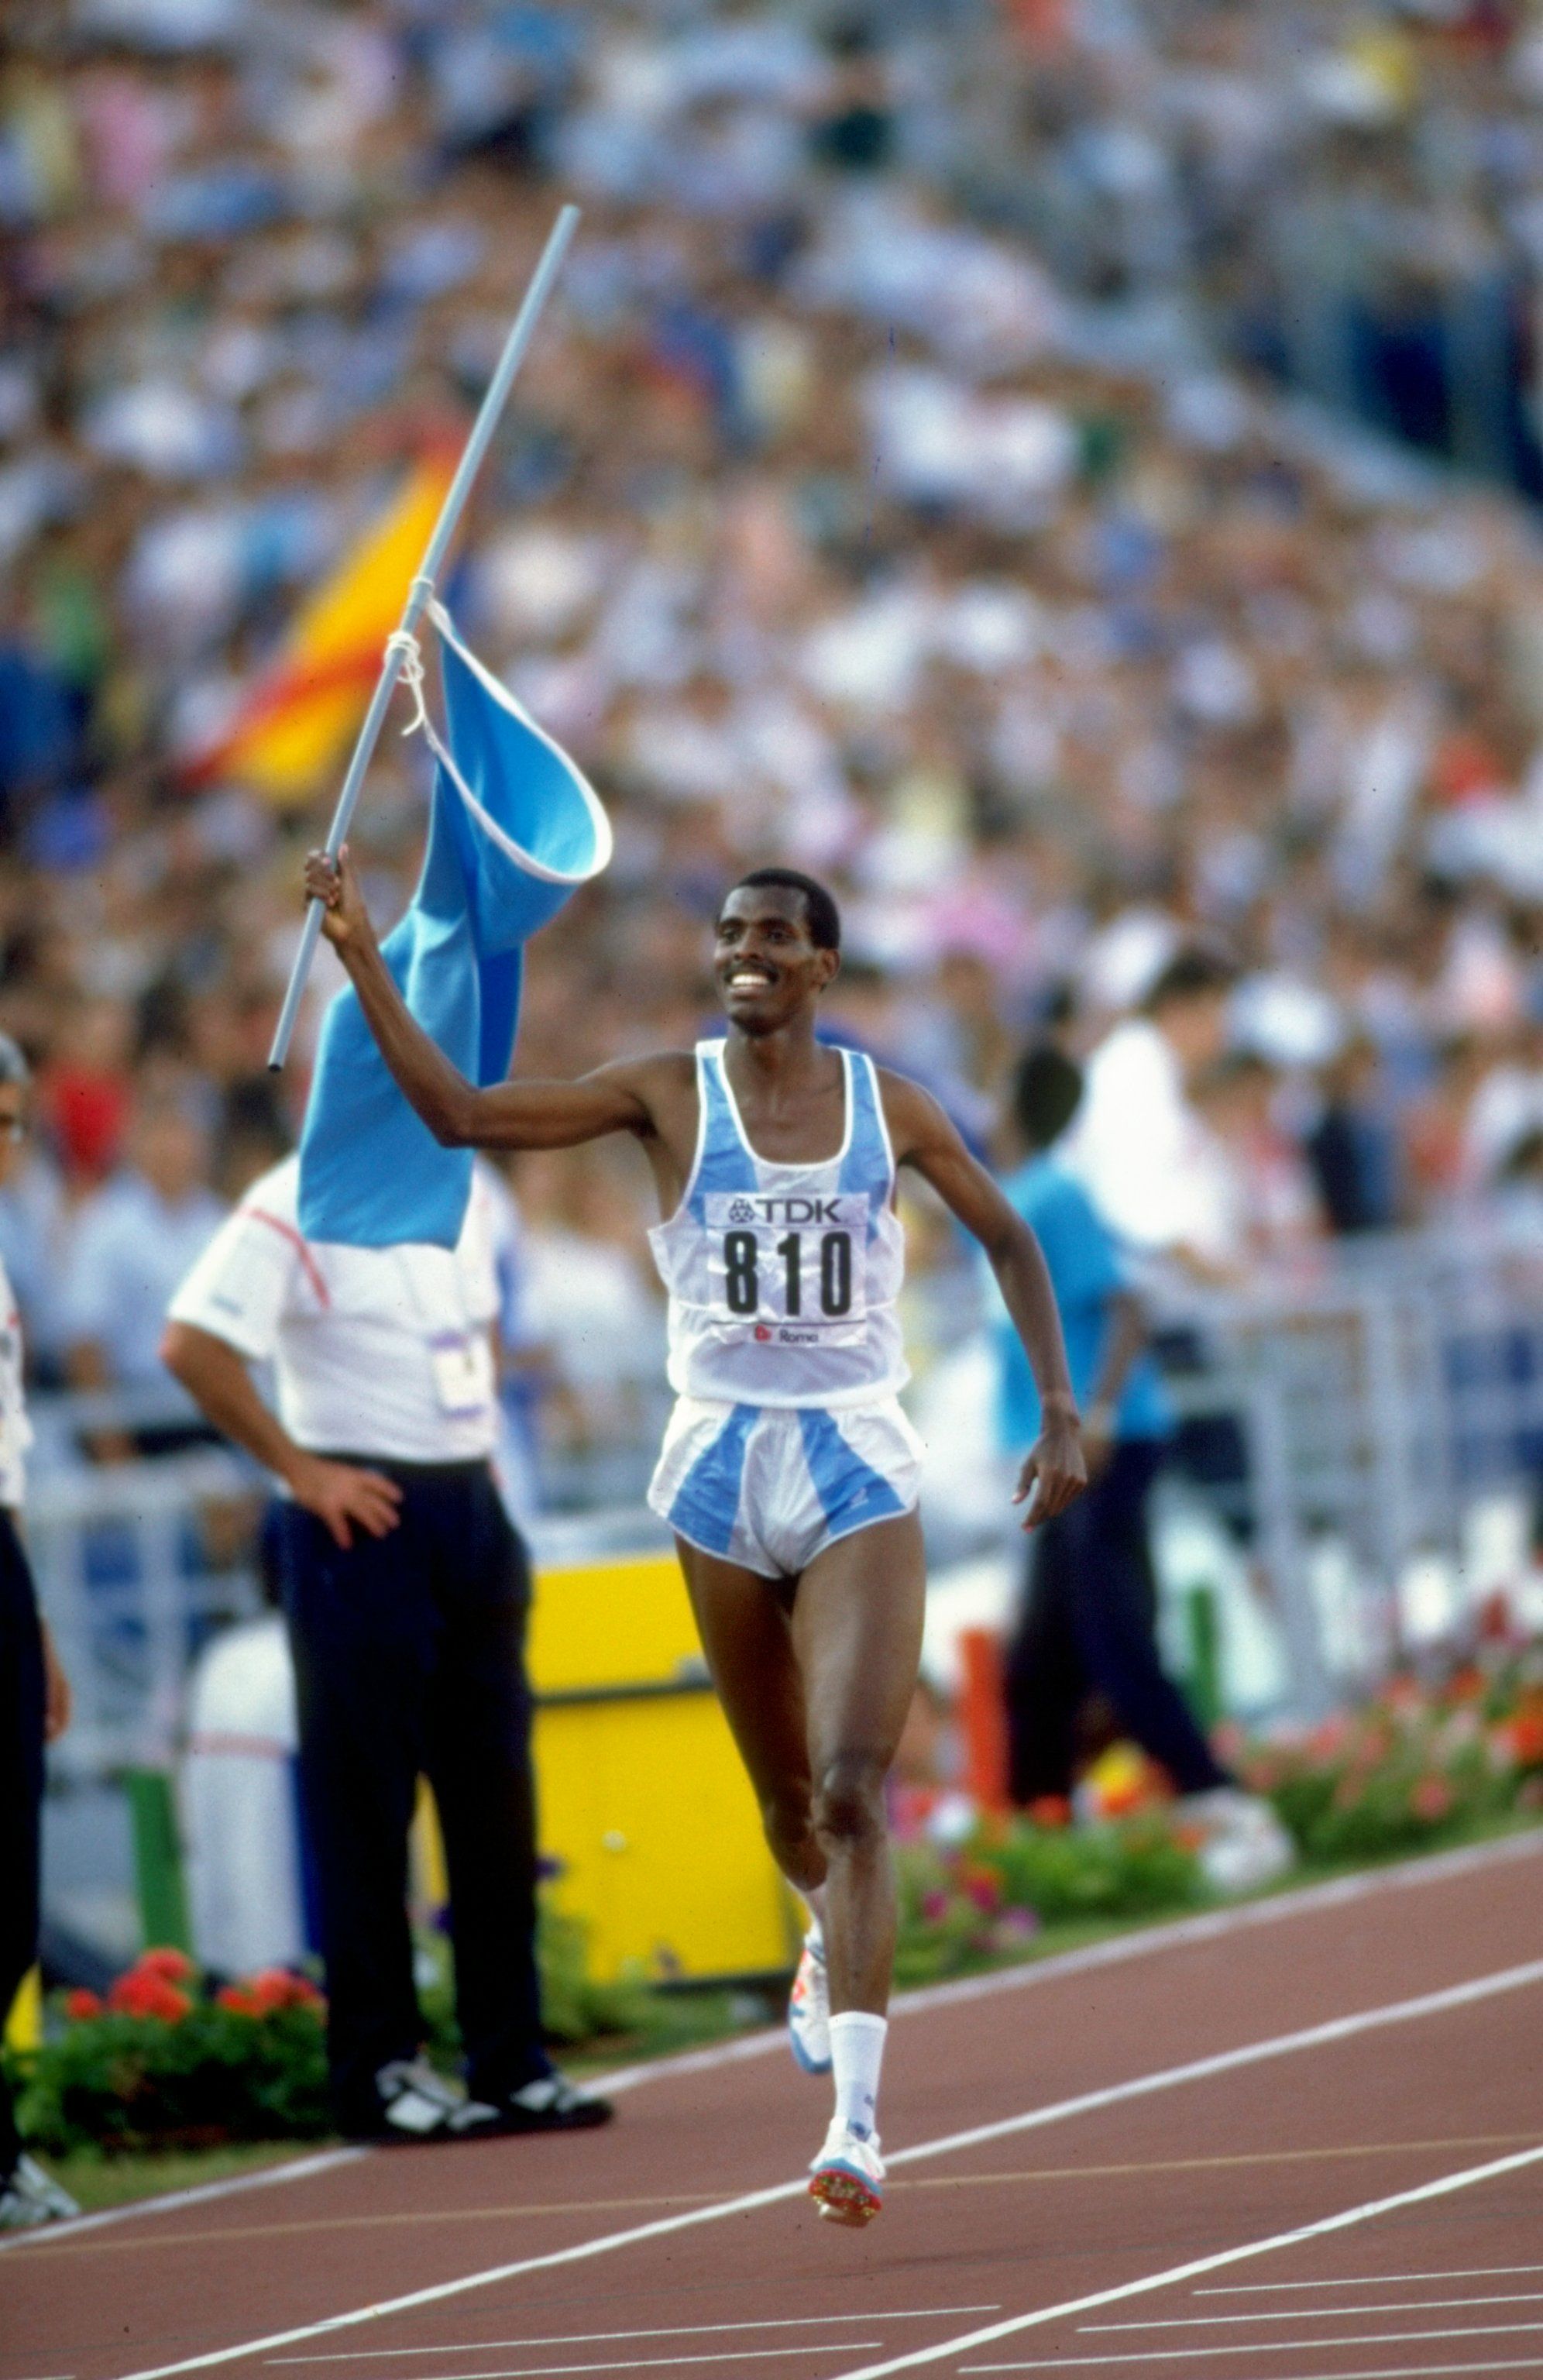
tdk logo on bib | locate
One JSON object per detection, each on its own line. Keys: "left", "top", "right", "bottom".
{"left": 717, "top": 1195, "right": 850, "bottom": 1226}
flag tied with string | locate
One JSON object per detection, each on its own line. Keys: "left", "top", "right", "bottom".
{"left": 297, "top": 602, "right": 611, "bottom": 1248}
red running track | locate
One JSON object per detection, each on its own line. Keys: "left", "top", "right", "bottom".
{"left": 4, "top": 1833, "right": 1541, "bottom": 2380}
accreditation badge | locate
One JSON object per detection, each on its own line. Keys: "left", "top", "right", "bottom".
{"left": 429, "top": 1330, "right": 496, "bottom": 1420}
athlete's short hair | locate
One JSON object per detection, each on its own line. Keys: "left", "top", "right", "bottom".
{"left": 727, "top": 868, "right": 842, "bottom": 953}
{"left": 1012, "top": 1044, "right": 1083, "bottom": 1152}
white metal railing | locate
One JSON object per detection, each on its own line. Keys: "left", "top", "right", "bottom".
{"left": 1162, "top": 1223, "right": 1543, "bottom": 1714}
{"left": 29, "top": 1446, "right": 265, "bottom": 1780}
{"left": 25, "top": 1224, "right": 1543, "bottom": 1768}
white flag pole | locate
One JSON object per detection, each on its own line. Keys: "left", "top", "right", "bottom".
{"left": 267, "top": 201, "right": 580, "bottom": 1071}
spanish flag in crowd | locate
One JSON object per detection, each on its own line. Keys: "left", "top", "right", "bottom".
{"left": 183, "top": 451, "right": 456, "bottom": 802}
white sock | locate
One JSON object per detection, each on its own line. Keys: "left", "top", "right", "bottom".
{"left": 829, "top": 2010, "right": 886, "bottom": 2140}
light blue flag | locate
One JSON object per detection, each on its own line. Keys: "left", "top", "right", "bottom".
{"left": 297, "top": 604, "right": 611, "bottom": 1248}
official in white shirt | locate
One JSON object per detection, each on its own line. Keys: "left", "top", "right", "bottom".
{"left": 162, "top": 1154, "right": 610, "bottom": 2141}
{"left": 1063, "top": 943, "right": 1243, "bottom": 1288}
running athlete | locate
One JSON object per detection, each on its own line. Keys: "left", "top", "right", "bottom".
{"left": 304, "top": 850, "right": 1085, "bottom": 2225}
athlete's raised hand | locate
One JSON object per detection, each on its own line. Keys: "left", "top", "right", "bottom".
{"left": 1013, "top": 1408, "right": 1087, "bottom": 1530}
{"left": 305, "top": 844, "right": 374, "bottom": 955}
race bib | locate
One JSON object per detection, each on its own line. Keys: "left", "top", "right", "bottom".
{"left": 429, "top": 1331, "right": 496, "bottom": 1420}
{"left": 703, "top": 1191, "right": 869, "bottom": 1348}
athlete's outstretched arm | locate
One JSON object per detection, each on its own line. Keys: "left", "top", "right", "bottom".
{"left": 881, "top": 1071, "right": 1086, "bottom": 1527}
{"left": 302, "top": 848, "right": 651, "bottom": 1150}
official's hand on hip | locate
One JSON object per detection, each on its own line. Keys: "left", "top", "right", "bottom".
{"left": 288, "top": 1451, "right": 403, "bottom": 1548}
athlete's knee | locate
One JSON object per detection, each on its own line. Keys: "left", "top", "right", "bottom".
{"left": 811, "top": 1750, "right": 888, "bottom": 1852}
{"left": 761, "top": 1785, "right": 813, "bottom": 1864}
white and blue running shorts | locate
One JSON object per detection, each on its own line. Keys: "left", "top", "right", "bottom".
{"left": 647, "top": 1396, "right": 924, "bottom": 1579}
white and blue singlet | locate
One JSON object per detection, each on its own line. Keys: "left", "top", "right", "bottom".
{"left": 645, "top": 1040, "right": 922, "bottom": 1577}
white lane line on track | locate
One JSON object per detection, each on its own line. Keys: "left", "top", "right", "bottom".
{"left": 0, "top": 2149, "right": 366, "bottom": 2256}
{"left": 276, "top": 2354, "right": 884, "bottom": 2379}
{"left": 964, "top": 2357, "right": 1543, "bottom": 2375}
{"left": 107, "top": 1962, "right": 1543, "bottom": 2380}
{"left": 1088, "top": 2296, "right": 1543, "bottom": 2327}
{"left": 824, "top": 2143, "right": 1543, "bottom": 2379}
{"left": 268, "top": 2309, "right": 1001, "bottom": 2359}
{"left": 970, "top": 2327, "right": 1543, "bottom": 2365}
{"left": 1201, "top": 2269, "right": 1543, "bottom": 2292}
{"left": 16, "top": 1827, "right": 1541, "bottom": 2265}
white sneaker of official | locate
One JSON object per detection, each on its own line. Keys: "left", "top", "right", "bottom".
{"left": 0, "top": 2154, "right": 81, "bottom": 2230}
{"left": 1177, "top": 1786, "right": 1296, "bottom": 1893}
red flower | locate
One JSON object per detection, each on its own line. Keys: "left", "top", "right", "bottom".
{"left": 959, "top": 1865, "right": 1002, "bottom": 1914}
{"left": 63, "top": 1988, "right": 103, "bottom": 2021}
{"left": 134, "top": 1948, "right": 197, "bottom": 1983}
{"left": 218, "top": 1969, "right": 325, "bottom": 2018}
{"left": 1410, "top": 1774, "right": 1455, "bottom": 1824}
{"left": 107, "top": 1971, "right": 193, "bottom": 2022}
{"left": 1510, "top": 1709, "right": 1543, "bottom": 1768}
{"left": 1026, "top": 1795, "right": 1071, "bottom": 1830}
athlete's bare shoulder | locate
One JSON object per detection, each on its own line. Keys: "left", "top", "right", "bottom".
{"left": 871, "top": 1063, "right": 955, "bottom": 1166}
{"left": 581, "top": 1048, "right": 698, "bottom": 1146}
{"left": 597, "top": 1051, "right": 699, "bottom": 1123}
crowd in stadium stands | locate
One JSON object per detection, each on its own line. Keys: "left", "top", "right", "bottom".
{"left": 971, "top": 0, "right": 1543, "bottom": 496}
{"left": 1, "top": 0, "right": 1541, "bottom": 1481}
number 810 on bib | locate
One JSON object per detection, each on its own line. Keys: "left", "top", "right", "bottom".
{"left": 703, "top": 1191, "right": 870, "bottom": 1338}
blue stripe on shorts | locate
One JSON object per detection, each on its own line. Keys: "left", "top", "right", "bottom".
{"left": 666, "top": 1402, "right": 758, "bottom": 1556}
{"left": 796, "top": 1406, "right": 906, "bottom": 1541}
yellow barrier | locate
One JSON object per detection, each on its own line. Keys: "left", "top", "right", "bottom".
{"left": 528, "top": 1550, "right": 799, "bottom": 1983}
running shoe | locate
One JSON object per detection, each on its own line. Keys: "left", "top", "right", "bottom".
{"left": 808, "top": 2117, "right": 884, "bottom": 2227}
{"left": 0, "top": 2155, "right": 80, "bottom": 2230}
{"left": 787, "top": 1929, "right": 831, "bottom": 2074}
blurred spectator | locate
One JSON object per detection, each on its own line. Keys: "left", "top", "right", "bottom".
{"left": 40, "top": 1003, "right": 135, "bottom": 1192}
{"left": 1192, "top": 1050, "right": 1324, "bottom": 1272}
{"left": 1496, "top": 1124, "right": 1543, "bottom": 1238}
{"left": 0, "top": 1136, "right": 71, "bottom": 1384}
{"left": 63, "top": 1094, "right": 225, "bottom": 1432}
{"left": 1064, "top": 948, "right": 1245, "bottom": 1289}
{"left": 1465, "top": 1003, "right": 1543, "bottom": 1190}
{"left": 510, "top": 1146, "right": 666, "bottom": 1476}
{"left": 1307, "top": 1035, "right": 1402, "bottom": 1236}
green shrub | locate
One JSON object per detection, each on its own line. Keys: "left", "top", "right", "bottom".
{"left": 1238, "top": 1655, "right": 1543, "bottom": 1865}
{"left": 14, "top": 1963, "right": 331, "bottom": 2157}
{"left": 893, "top": 1809, "right": 1207, "bottom": 1986}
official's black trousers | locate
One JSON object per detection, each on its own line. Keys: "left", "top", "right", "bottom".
{"left": 1005, "top": 1439, "right": 1229, "bottom": 1805}
{"left": 0, "top": 1508, "right": 45, "bottom": 2179}
{"left": 276, "top": 1459, "right": 547, "bottom": 2131}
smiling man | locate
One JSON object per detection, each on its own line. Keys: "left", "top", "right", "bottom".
{"left": 303, "top": 850, "right": 1084, "bottom": 2224}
